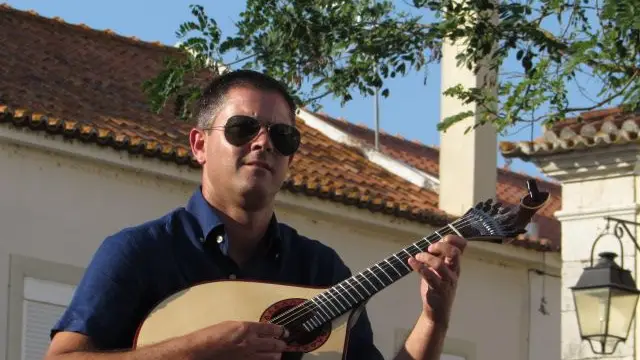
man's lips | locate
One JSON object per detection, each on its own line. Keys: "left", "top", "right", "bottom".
{"left": 244, "top": 161, "right": 273, "bottom": 172}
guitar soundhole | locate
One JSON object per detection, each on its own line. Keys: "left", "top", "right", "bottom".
{"left": 259, "top": 298, "right": 331, "bottom": 355}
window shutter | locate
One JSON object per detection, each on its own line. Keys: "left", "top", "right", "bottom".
{"left": 21, "top": 300, "right": 67, "bottom": 360}
{"left": 20, "top": 277, "right": 76, "bottom": 360}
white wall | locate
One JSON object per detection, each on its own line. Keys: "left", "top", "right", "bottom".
{"left": 0, "top": 137, "right": 560, "bottom": 360}
{"left": 557, "top": 174, "right": 639, "bottom": 360}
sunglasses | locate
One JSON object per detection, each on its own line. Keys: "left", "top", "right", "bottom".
{"left": 204, "top": 115, "right": 301, "bottom": 156}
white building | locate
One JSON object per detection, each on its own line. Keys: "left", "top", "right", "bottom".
{"left": 0, "top": 4, "right": 562, "bottom": 360}
{"left": 502, "top": 107, "right": 640, "bottom": 360}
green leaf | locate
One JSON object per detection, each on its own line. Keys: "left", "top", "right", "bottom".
{"left": 141, "top": 0, "right": 640, "bottom": 139}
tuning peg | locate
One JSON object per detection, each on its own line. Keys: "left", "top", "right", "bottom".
{"left": 527, "top": 179, "right": 541, "bottom": 202}
{"left": 499, "top": 205, "right": 512, "bottom": 215}
{"left": 490, "top": 202, "right": 502, "bottom": 215}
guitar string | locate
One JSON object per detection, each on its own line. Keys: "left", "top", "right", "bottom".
{"left": 270, "top": 205, "right": 516, "bottom": 327}
{"left": 269, "top": 213, "right": 496, "bottom": 327}
{"left": 272, "top": 202, "right": 518, "bottom": 327}
{"left": 270, "top": 212, "right": 509, "bottom": 328}
{"left": 273, "top": 210, "right": 514, "bottom": 328}
{"left": 270, "top": 215, "right": 476, "bottom": 328}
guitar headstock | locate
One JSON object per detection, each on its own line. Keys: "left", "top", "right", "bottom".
{"left": 454, "top": 179, "right": 550, "bottom": 243}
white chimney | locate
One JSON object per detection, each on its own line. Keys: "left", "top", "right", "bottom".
{"left": 438, "top": 36, "right": 498, "bottom": 216}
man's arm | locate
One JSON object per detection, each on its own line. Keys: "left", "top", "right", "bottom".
{"left": 46, "top": 320, "right": 288, "bottom": 360}
{"left": 46, "top": 331, "right": 200, "bottom": 360}
{"left": 390, "top": 235, "right": 466, "bottom": 360}
{"left": 392, "top": 313, "right": 448, "bottom": 360}
{"left": 44, "top": 231, "right": 190, "bottom": 359}
{"left": 45, "top": 231, "right": 288, "bottom": 360}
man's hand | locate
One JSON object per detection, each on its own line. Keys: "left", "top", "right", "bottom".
{"left": 46, "top": 321, "right": 288, "bottom": 360}
{"left": 191, "top": 320, "right": 288, "bottom": 360}
{"left": 408, "top": 234, "right": 467, "bottom": 327}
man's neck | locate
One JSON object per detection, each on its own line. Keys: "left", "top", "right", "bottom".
{"left": 225, "top": 213, "right": 271, "bottom": 267}
{"left": 202, "top": 187, "right": 273, "bottom": 266}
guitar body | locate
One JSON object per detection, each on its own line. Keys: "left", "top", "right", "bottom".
{"left": 134, "top": 280, "right": 356, "bottom": 360}
{"left": 133, "top": 180, "right": 550, "bottom": 360}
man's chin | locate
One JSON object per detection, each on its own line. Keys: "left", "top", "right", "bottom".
{"left": 235, "top": 183, "right": 276, "bottom": 209}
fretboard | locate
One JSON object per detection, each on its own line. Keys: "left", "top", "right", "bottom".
{"left": 302, "top": 225, "right": 461, "bottom": 331}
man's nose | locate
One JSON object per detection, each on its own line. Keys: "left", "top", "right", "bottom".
{"left": 250, "top": 126, "right": 273, "bottom": 151}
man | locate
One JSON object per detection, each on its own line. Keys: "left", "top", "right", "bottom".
{"left": 45, "top": 70, "right": 466, "bottom": 360}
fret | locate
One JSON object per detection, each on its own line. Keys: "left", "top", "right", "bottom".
{"left": 385, "top": 258, "right": 403, "bottom": 276}
{"left": 305, "top": 220, "right": 476, "bottom": 331}
{"left": 412, "top": 243, "right": 423, "bottom": 253}
{"left": 393, "top": 253, "right": 412, "bottom": 271}
{"left": 308, "top": 317, "right": 320, "bottom": 328}
{"left": 312, "top": 298, "right": 331, "bottom": 320}
{"left": 328, "top": 287, "right": 351, "bottom": 310}
{"left": 358, "top": 271, "right": 379, "bottom": 292}
{"left": 447, "top": 223, "right": 463, "bottom": 237}
{"left": 317, "top": 293, "right": 339, "bottom": 316}
{"left": 389, "top": 254, "right": 412, "bottom": 276}
{"left": 338, "top": 283, "right": 360, "bottom": 303}
{"left": 350, "top": 276, "right": 371, "bottom": 296}
{"left": 366, "top": 268, "right": 387, "bottom": 289}
{"left": 374, "top": 264, "right": 394, "bottom": 282}
{"left": 326, "top": 289, "right": 348, "bottom": 311}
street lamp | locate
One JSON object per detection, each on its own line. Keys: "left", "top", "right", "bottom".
{"left": 571, "top": 217, "right": 640, "bottom": 355}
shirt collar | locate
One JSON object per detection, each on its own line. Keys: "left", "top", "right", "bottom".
{"left": 185, "top": 187, "right": 283, "bottom": 252}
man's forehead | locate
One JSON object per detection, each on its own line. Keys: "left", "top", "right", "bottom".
{"left": 216, "top": 94, "right": 291, "bottom": 123}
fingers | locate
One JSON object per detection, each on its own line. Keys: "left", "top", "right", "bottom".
{"left": 442, "top": 234, "right": 467, "bottom": 253}
{"left": 242, "top": 322, "right": 288, "bottom": 357}
{"left": 250, "top": 336, "right": 288, "bottom": 353}
{"left": 427, "top": 241, "right": 461, "bottom": 259}
{"left": 427, "top": 235, "right": 464, "bottom": 275}
{"left": 247, "top": 322, "right": 288, "bottom": 338}
{"left": 411, "top": 252, "right": 455, "bottom": 284}
{"left": 408, "top": 256, "right": 442, "bottom": 287}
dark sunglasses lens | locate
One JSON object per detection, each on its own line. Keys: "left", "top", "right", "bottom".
{"left": 270, "top": 124, "right": 300, "bottom": 156}
{"left": 224, "top": 116, "right": 260, "bottom": 146}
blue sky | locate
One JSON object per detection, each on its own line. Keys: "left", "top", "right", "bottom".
{"left": 5, "top": 0, "right": 606, "bottom": 181}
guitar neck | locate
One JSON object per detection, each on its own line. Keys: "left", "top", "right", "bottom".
{"left": 308, "top": 223, "right": 461, "bottom": 326}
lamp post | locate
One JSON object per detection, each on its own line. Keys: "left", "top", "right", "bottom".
{"left": 571, "top": 217, "right": 640, "bottom": 355}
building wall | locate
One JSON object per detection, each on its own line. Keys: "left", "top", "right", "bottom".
{"left": 557, "top": 173, "right": 639, "bottom": 360}
{"left": 0, "top": 138, "right": 560, "bottom": 360}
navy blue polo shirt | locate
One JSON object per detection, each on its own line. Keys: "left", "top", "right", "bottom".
{"left": 51, "top": 188, "right": 384, "bottom": 359}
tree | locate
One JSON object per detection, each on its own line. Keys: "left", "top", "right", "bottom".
{"left": 142, "top": 0, "right": 640, "bottom": 134}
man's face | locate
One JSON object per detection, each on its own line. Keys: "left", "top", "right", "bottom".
{"left": 190, "top": 86, "right": 295, "bottom": 210}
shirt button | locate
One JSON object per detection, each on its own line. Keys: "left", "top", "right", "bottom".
{"left": 229, "top": 274, "right": 237, "bottom": 279}
{"left": 216, "top": 235, "right": 224, "bottom": 244}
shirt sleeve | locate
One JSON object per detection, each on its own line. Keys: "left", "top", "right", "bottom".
{"left": 51, "top": 232, "right": 145, "bottom": 350}
{"left": 328, "top": 250, "right": 386, "bottom": 360}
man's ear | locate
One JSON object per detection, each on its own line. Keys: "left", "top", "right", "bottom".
{"left": 189, "top": 128, "right": 207, "bottom": 165}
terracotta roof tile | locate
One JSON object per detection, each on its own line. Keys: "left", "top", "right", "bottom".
{"left": 500, "top": 107, "right": 640, "bottom": 158}
{"left": 314, "top": 113, "right": 562, "bottom": 251}
{"left": 0, "top": 4, "right": 554, "bottom": 251}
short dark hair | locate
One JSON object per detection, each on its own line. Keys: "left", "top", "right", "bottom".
{"left": 194, "top": 70, "right": 297, "bottom": 128}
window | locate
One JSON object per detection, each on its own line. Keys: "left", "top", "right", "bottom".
{"left": 7, "top": 255, "right": 83, "bottom": 360}
{"left": 394, "top": 328, "right": 475, "bottom": 360}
